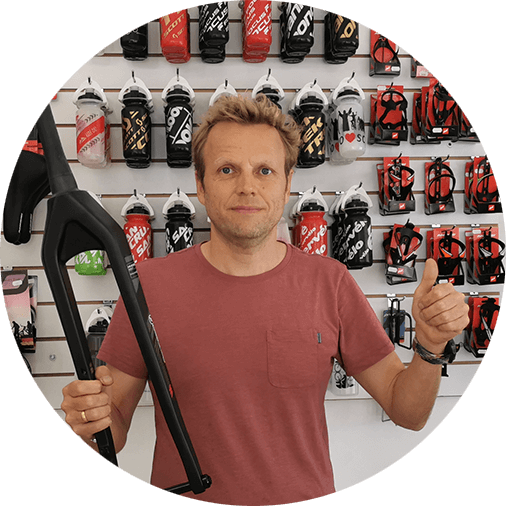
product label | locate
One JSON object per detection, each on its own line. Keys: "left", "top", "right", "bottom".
{"left": 126, "top": 224, "right": 152, "bottom": 263}
{"left": 166, "top": 105, "right": 193, "bottom": 145}
{"left": 123, "top": 110, "right": 150, "bottom": 152}
{"left": 76, "top": 114, "right": 105, "bottom": 154}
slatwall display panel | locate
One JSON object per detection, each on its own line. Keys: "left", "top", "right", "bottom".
{"left": 2, "top": 0, "right": 504, "bottom": 490}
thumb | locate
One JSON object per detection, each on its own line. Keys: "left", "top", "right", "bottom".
{"left": 95, "top": 365, "right": 114, "bottom": 387}
{"left": 416, "top": 258, "right": 439, "bottom": 296}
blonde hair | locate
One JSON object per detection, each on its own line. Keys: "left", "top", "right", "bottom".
{"left": 193, "top": 94, "right": 301, "bottom": 184}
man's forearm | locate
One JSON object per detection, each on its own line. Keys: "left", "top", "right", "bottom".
{"left": 389, "top": 351, "right": 443, "bottom": 431}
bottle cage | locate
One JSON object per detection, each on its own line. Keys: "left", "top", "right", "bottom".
{"left": 427, "top": 157, "right": 456, "bottom": 204}
{"left": 430, "top": 82, "right": 457, "bottom": 127}
{"left": 478, "top": 229, "right": 506, "bottom": 275}
{"left": 378, "top": 88, "right": 408, "bottom": 130}
{"left": 383, "top": 297, "right": 413, "bottom": 350}
{"left": 372, "top": 36, "right": 399, "bottom": 64}
{"left": 387, "top": 158, "right": 414, "bottom": 201}
{"left": 384, "top": 221, "right": 423, "bottom": 265}
{"left": 475, "top": 157, "right": 499, "bottom": 203}
{"left": 437, "top": 229, "right": 466, "bottom": 276}
{"left": 475, "top": 298, "right": 500, "bottom": 347}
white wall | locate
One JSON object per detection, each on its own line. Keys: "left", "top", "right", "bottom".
{"left": 1, "top": 1, "right": 503, "bottom": 499}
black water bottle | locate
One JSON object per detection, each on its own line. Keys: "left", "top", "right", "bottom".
{"left": 257, "top": 85, "right": 283, "bottom": 109}
{"left": 165, "top": 204, "right": 194, "bottom": 253}
{"left": 164, "top": 89, "right": 193, "bottom": 168}
{"left": 342, "top": 198, "right": 373, "bottom": 269}
{"left": 297, "top": 96, "right": 326, "bottom": 168}
{"left": 120, "top": 24, "right": 148, "bottom": 61}
{"left": 121, "top": 89, "right": 152, "bottom": 168}
{"left": 280, "top": 3, "right": 314, "bottom": 63}
{"left": 199, "top": 3, "right": 229, "bottom": 63}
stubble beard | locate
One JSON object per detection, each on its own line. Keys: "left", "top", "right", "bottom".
{"left": 211, "top": 215, "right": 279, "bottom": 251}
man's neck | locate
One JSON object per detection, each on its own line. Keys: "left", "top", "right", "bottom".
{"left": 200, "top": 233, "right": 288, "bottom": 277}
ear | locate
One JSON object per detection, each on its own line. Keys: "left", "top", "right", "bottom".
{"left": 284, "top": 169, "right": 294, "bottom": 205}
{"left": 195, "top": 171, "right": 206, "bottom": 206}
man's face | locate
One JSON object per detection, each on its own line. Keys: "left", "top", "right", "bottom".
{"left": 196, "top": 121, "right": 293, "bottom": 249}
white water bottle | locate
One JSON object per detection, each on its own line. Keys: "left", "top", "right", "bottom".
{"left": 329, "top": 75, "right": 366, "bottom": 161}
{"left": 73, "top": 78, "right": 111, "bottom": 168}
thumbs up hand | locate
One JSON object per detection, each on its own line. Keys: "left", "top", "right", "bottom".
{"left": 412, "top": 259, "right": 469, "bottom": 353}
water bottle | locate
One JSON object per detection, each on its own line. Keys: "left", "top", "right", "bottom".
{"left": 252, "top": 70, "right": 284, "bottom": 109}
{"left": 280, "top": 3, "right": 314, "bottom": 63}
{"left": 199, "top": 3, "right": 229, "bottom": 63}
{"left": 242, "top": 0, "right": 272, "bottom": 63}
{"left": 160, "top": 11, "right": 191, "bottom": 64}
{"left": 73, "top": 78, "right": 111, "bottom": 169}
{"left": 162, "top": 72, "right": 195, "bottom": 168}
{"left": 85, "top": 307, "right": 113, "bottom": 369}
{"left": 163, "top": 189, "right": 196, "bottom": 253}
{"left": 209, "top": 80, "right": 238, "bottom": 106}
{"left": 330, "top": 184, "right": 373, "bottom": 269}
{"left": 119, "top": 74, "right": 153, "bottom": 169}
{"left": 291, "top": 81, "right": 328, "bottom": 168}
{"left": 329, "top": 75, "right": 366, "bottom": 161}
{"left": 121, "top": 191, "right": 155, "bottom": 263}
{"left": 120, "top": 24, "right": 148, "bottom": 61}
{"left": 294, "top": 187, "right": 328, "bottom": 255}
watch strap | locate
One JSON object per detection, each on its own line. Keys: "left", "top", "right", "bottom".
{"left": 413, "top": 337, "right": 457, "bottom": 365}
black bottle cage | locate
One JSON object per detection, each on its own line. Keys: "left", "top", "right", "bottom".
{"left": 384, "top": 221, "right": 423, "bottom": 265}
{"left": 33, "top": 105, "right": 211, "bottom": 495}
{"left": 475, "top": 158, "right": 499, "bottom": 203}
{"left": 430, "top": 82, "right": 457, "bottom": 127}
{"left": 427, "top": 158, "right": 456, "bottom": 204}
{"left": 437, "top": 230, "right": 465, "bottom": 276}
{"left": 383, "top": 298, "right": 413, "bottom": 350}
{"left": 372, "top": 36, "right": 399, "bottom": 65}
{"left": 475, "top": 298, "right": 500, "bottom": 347}
{"left": 387, "top": 160, "right": 414, "bottom": 201}
{"left": 378, "top": 89, "right": 407, "bottom": 130}
{"left": 478, "top": 230, "right": 506, "bottom": 275}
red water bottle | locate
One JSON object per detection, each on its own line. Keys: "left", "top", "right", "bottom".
{"left": 296, "top": 187, "right": 329, "bottom": 256}
{"left": 299, "top": 204, "right": 328, "bottom": 256}
{"left": 242, "top": 0, "right": 272, "bottom": 63}
{"left": 160, "top": 11, "right": 191, "bottom": 64}
{"left": 121, "top": 191, "right": 155, "bottom": 264}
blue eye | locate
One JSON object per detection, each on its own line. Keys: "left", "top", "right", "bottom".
{"left": 221, "top": 167, "right": 233, "bottom": 175}
{"left": 260, "top": 168, "right": 272, "bottom": 175}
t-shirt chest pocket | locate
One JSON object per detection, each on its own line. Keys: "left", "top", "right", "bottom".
{"left": 266, "top": 328, "right": 318, "bottom": 388}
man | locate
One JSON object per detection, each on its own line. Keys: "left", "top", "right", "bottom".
{"left": 61, "top": 95, "right": 469, "bottom": 505}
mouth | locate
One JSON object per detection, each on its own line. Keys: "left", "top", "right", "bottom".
{"left": 231, "top": 206, "right": 263, "bottom": 214}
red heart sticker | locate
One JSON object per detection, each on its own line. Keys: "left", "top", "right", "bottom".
{"left": 345, "top": 133, "right": 356, "bottom": 143}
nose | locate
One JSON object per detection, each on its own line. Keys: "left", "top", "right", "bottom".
{"left": 236, "top": 170, "right": 257, "bottom": 196}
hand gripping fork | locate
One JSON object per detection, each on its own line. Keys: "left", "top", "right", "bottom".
{"left": 36, "top": 104, "right": 211, "bottom": 495}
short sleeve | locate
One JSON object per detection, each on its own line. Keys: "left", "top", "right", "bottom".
{"left": 335, "top": 270, "right": 394, "bottom": 377}
{"left": 97, "top": 295, "right": 149, "bottom": 380}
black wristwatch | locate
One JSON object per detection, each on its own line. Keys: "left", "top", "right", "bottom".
{"left": 413, "top": 337, "right": 458, "bottom": 365}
